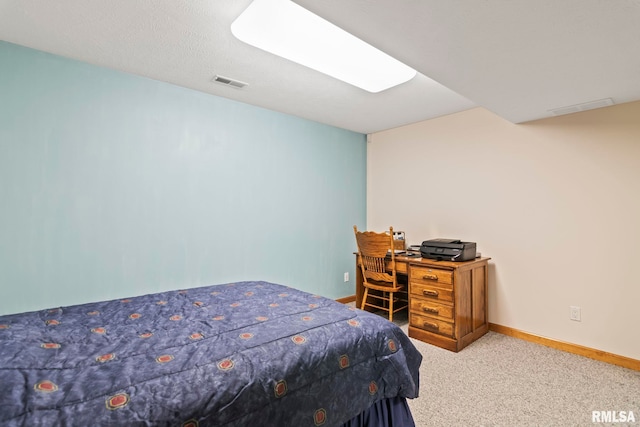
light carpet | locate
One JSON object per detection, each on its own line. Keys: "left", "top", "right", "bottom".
{"left": 391, "top": 312, "right": 640, "bottom": 426}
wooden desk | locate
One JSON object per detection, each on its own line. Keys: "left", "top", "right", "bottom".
{"left": 355, "top": 254, "right": 491, "bottom": 352}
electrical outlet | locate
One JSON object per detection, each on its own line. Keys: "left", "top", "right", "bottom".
{"left": 344, "top": 272, "right": 349, "bottom": 282}
{"left": 570, "top": 306, "right": 581, "bottom": 321}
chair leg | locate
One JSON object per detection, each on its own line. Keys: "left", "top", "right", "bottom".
{"left": 388, "top": 291, "right": 394, "bottom": 322}
{"left": 360, "top": 288, "right": 369, "bottom": 311}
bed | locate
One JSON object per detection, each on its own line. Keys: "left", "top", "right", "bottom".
{"left": 0, "top": 281, "right": 421, "bottom": 426}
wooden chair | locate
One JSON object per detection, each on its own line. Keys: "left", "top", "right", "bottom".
{"left": 354, "top": 225, "right": 408, "bottom": 322}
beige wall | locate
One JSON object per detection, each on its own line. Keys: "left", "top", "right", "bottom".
{"left": 368, "top": 101, "right": 640, "bottom": 359}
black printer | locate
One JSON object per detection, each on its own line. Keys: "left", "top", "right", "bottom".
{"left": 420, "top": 239, "right": 477, "bottom": 262}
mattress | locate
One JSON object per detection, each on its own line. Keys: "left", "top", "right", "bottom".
{"left": 0, "top": 281, "right": 421, "bottom": 426}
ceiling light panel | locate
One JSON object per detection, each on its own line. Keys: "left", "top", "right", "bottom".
{"left": 231, "top": 0, "right": 416, "bottom": 93}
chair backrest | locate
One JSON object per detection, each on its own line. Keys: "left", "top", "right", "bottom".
{"left": 353, "top": 225, "right": 397, "bottom": 286}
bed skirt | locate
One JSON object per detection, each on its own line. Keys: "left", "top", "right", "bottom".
{"left": 341, "top": 396, "right": 415, "bottom": 427}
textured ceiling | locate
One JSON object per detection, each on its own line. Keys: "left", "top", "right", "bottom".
{"left": 1, "top": 0, "right": 639, "bottom": 134}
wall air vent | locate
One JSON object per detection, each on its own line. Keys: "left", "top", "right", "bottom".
{"left": 549, "top": 98, "right": 614, "bottom": 116}
{"left": 212, "top": 75, "right": 248, "bottom": 89}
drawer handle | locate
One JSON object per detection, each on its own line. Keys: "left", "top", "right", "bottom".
{"left": 424, "top": 321, "right": 439, "bottom": 330}
{"left": 423, "top": 274, "right": 439, "bottom": 281}
{"left": 423, "top": 289, "right": 439, "bottom": 297}
{"left": 423, "top": 306, "right": 439, "bottom": 314}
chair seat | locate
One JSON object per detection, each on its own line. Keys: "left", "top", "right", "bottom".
{"left": 362, "top": 281, "right": 404, "bottom": 293}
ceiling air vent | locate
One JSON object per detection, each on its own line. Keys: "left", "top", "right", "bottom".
{"left": 212, "top": 75, "right": 248, "bottom": 89}
{"left": 549, "top": 98, "right": 614, "bottom": 116}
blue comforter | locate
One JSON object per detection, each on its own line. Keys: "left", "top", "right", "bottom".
{"left": 0, "top": 281, "right": 421, "bottom": 426}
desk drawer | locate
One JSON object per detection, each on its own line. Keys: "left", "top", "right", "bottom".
{"left": 410, "top": 313, "right": 454, "bottom": 338}
{"left": 410, "top": 265, "right": 453, "bottom": 285}
{"left": 386, "top": 259, "right": 408, "bottom": 274}
{"left": 410, "top": 299, "right": 454, "bottom": 321}
{"left": 410, "top": 282, "right": 454, "bottom": 303}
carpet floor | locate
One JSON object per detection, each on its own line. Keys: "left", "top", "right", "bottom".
{"left": 389, "top": 312, "right": 640, "bottom": 426}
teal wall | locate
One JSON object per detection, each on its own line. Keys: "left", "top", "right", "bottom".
{"left": 0, "top": 42, "right": 366, "bottom": 315}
